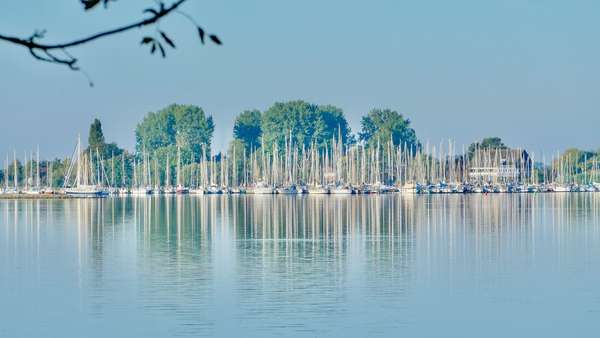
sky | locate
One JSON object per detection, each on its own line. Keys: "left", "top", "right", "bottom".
{"left": 1, "top": 0, "right": 598, "bottom": 161}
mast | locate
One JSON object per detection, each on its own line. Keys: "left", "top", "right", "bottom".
{"left": 96, "top": 147, "right": 101, "bottom": 186}
{"left": 176, "top": 144, "right": 181, "bottom": 186}
{"left": 76, "top": 135, "right": 82, "bottom": 188}
{"left": 24, "top": 151, "right": 29, "bottom": 190}
{"left": 13, "top": 150, "right": 18, "bottom": 190}
{"left": 111, "top": 151, "right": 115, "bottom": 188}
{"left": 166, "top": 153, "right": 170, "bottom": 187}
{"left": 48, "top": 161, "right": 53, "bottom": 188}
{"left": 36, "top": 145, "right": 40, "bottom": 189}
{"left": 3, "top": 154, "right": 7, "bottom": 190}
{"left": 121, "top": 152, "right": 126, "bottom": 188}
{"left": 154, "top": 153, "right": 160, "bottom": 189}
{"left": 133, "top": 157, "right": 138, "bottom": 188}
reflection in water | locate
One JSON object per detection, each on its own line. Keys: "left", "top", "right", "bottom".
{"left": 1, "top": 194, "right": 600, "bottom": 337}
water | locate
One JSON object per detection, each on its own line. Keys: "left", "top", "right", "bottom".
{"left": 1, "top": 194, "right": 600, "bottom": 338}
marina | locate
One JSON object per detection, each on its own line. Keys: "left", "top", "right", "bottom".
{"left": 2, "top": 1, "right": 599, "bottom": 337}
{"left": 2, "top": 136, "right": 599, "bottom": 198}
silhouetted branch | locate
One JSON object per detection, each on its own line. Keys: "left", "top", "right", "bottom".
{"left": 0, "top": 0, "right": 221, "bottom": 85}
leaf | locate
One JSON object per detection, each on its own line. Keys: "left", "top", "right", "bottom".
{"left": 209, "top": 34, "right": 222, "bottom": 45}
{"left": 196, "top": 27, "right": 205, "bottom": 44}
{"left": 158, "top": 43, "right": 166, "bottom": 58}
{"left": 81, "top": 0, "right": 101, "bottom": 10}
{"left": 159, "top": 31, "right": 176, "bottom": 49}
{"left": 140, "top": 36, "right": 154, "bottom": 45}
{"left": 143, "top": 8, "right": 159, "bottom": 16}
{"left": 151, "top": 43, "right": 157, "bottom": 54}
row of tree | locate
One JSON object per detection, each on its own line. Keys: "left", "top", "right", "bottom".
{"left": 232, "top": 100, "right": 419, "bottom": 154}
{"left": 2, "top": 101, "right": 599, "bottom": 188}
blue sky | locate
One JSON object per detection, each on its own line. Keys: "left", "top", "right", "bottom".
{"left": 1, "top": 0, "right": 598, "bottom": 160}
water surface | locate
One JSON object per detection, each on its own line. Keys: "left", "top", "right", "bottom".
{"left": 1, "top": 194, "right": 600, "bottom": 337}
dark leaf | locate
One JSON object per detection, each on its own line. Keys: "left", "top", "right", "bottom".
{"left": 158, "top": 43, "right": 166, "bottom": 58}
{"left": 159, "top": 31, "right": 176, "bottom": 49}
{"left": 209, "top": 34, "right": 222, "bottom": 45}
{"left": 151, "top": 43, "right": 157, "bottom": 54}
{"left": 143, "top": 8, "right": 159, "bottom": 16}
{"left": 197, "top": 27, "right": 205, "bottom": 44}
{"left": 140, "top": 36, "right": 154, "bottom": 45}
{"left": 81, "top": 0, "right": 101, "bottom": 10}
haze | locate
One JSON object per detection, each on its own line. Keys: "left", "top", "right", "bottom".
{"left": 1, "top": 0, "right": 598, "bottom": 159}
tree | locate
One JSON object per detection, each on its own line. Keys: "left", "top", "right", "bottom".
{"left": 88, "top": 118, "right": 106, "bottom": 150}
{"left": 260, "top": 100, "right": 351, "bottom": 153}
{"left": 359, "top": 109, "right": 419, "bottom": 151}
{"left": 0, "top": 0, "right": 221, "bottom": 85}
{"left": 467, "top": 137, "right": 507, "bottom": 159}
{"left": 136, "top": 104, "right": 215, "bottom": 161}
{"left": 233, "top": 110, "right": 262, "bottom": 151}
{"left": 85, "top": 118, "right": 124, "bottom": 160}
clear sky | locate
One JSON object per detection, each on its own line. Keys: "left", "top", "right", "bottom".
{"left": 1, "top": 0, "right": 598, "bottom": 160}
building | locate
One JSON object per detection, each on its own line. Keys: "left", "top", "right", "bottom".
{"left": 468, "top": 148, "right": 531, "bottom": 183}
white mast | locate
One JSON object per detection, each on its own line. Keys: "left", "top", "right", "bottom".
{"left": 177, "top": 145, "right": 181, "bottom": 186}
{"left": 111, "top": 151, "right": 115, "bottom": 188}
{"left": 76, "top": 134, "right": 82, "bottom": 188}
{"left": 166, "top": 153, "right": 170, "bottom": 187}
{"left": 13, "top": 150, "right": 18, "bottom": 190}
{"left": 36, "top": 145, "right": 40, "bottom": 189}
{"left": 48, "top": 161, "right": 53, "bottom": 188}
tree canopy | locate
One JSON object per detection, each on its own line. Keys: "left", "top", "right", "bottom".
{"left": 233, "top": 110, "right": 262, "bottom": 152}
{"left": 88, "top": 118, "right": 106, "bottom": 150}
{"left": 467, "top": 137, "right": 507, "bottom": 159}
{"left": 136, "top": 104, "right": 215, "bottom": 159}
{"left": 359, "top": 109, "right": 419, "bottom": 151}
{"left": 260, "top": 100, "right": 351, "bottom": 153}
{"left": 86, "top": 118, "right": 124, "bottom": 159}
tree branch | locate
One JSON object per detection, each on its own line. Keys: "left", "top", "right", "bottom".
{"left": 0, "top": 0, "right": 187, "bottom": 51}
{"left": 0, "top": 0, "right": 222, "bottom": 87}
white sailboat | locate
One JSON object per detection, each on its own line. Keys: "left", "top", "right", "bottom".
{"left": 175, "top": 145, "right": 189, "bottom": 194}
{"left": 63, "top": 135, "right": 107, "bottom": 197}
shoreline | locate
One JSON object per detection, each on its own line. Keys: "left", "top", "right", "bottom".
{"left": 1, "top": 191, "right": 599, "bottom": 200}
{"left": 0, "top": 194, "right": 72, "bottom": 200}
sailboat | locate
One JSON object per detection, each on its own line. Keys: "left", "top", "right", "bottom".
{"left": 151, "top": 157, "right": 163, "bottom": 195}
{"left": 163, "top": 153, "right": 177, "bottom": 194}
{"left": 307, "top": 184, "right": 329, "bottom": 194}
{"left": 63, "top": 135, "right": 107, "bottom": 197}
{"left": 248, "top": 179, "right": 274, "bottom": 194}
{"left": 117, "top": 153, "right": 130, "bottom": 195}
{"left": 131, "top": 148, "right": 153, "bottom": 195}
{"left": 23, "top": 149, "right": 41, "bottom": 195}
{"left": 175, "top": 145, "right": 189, "bottom": 194}
{"left": 41, "top": 157, "right": 55, "bottom": 194}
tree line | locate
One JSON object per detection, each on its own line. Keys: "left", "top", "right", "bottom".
{"left": 1, "top": 101, "right": 598, "bottom": 187}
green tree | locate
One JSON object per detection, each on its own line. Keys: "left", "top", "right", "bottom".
{"left": 260, "top": 100, "right": 351, "bottom": 153}
{"left": 467, "top": 137, "right": 507, "bottom": 159}
{"left": 136, "top": 104, "right": 215, "bottom": 160}
{"left": 233, "top": 110, "right": 262, "bottom": 151}
{"left": 88, "top": 118, "right": 106, "bottom": 150}
{"left": 86, "top": 118, "right": 124, "bottom": 161}
{"left": 359, "top": 109, "right": 419, "bottom": 151}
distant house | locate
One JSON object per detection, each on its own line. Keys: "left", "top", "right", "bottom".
{"left": 468, "top": 148, "right": 531, "bottom": 182}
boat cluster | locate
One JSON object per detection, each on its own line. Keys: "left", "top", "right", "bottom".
{"left": 3, "top": 135, "right": 600, "bottom": 198}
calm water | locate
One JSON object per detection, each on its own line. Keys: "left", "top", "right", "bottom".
{"left": 1, "top": 194, "right": 600, "bottom": 337}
